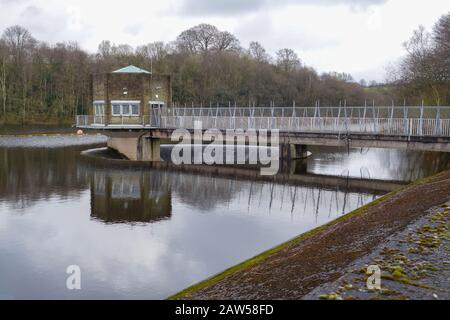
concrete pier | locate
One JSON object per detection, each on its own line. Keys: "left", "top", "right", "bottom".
{"left": 106, "top": 133, "right": 161, "bottom": 161}
{"left": 104, "top": 130, "right": 311, "bottom": 163}
{"left": 139, "top": 137, "right": 160, "bottom": 162}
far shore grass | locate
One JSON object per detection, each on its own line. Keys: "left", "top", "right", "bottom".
{"left": 0, "top": 116, "right": 73, "bottom": 126}
{"left": 168, "top": 170, "right": 449, "bottom": 300}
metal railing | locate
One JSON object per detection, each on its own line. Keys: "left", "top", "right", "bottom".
{"left": 166, "top": 105, "right": 450, "bottom": 119}
{"left": 76, "top": 115, "right": 450, "bottom": 137}
{"left": 160, "top": 116, "right": 450, "bottom": 137}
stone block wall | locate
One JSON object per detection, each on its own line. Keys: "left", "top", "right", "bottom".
{"left": 90, "top": 69, "right": 172, "bottom": 124}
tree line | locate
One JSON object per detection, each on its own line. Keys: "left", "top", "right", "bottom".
{"left": 0, "top": 13, "right": 448, "bottom": 124}
{"left": 387, "top": 12, "right": 449, "bottom": 106}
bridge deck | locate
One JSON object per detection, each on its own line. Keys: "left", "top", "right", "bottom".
{"left": 77, "top": 115, "right": 450, "bottom": 138}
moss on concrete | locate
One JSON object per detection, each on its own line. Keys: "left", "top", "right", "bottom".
{"left": 168, "top": 170, "right": 450, "bottom": 300}
{"left": 311, "top": 201, "right": 449, "bottom": 300}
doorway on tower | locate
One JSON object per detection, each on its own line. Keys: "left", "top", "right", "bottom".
{"left": 150, "top": 101, "right": 165, "bottom": 127}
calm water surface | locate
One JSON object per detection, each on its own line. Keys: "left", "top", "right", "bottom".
{"left": 0, "top": 133, "right": 448, "bottom": 299}
{"left": 0, "top": 124, "right": 74, "bottom": 135}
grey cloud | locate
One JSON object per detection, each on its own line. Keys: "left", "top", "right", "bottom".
{"left": 179, "top": 0, "right": 265, "bottom": 15}
{"left": 177, "top": 0, "right": 388, "bottom": 16}
{"left": 19, "top": 5, "right": 64, "bottom": 35}
{"left": 235, "top": 13, "right": 338, "bottom": 52}
{"left": 16, "top": 5, "right": 89, "bottom": 44}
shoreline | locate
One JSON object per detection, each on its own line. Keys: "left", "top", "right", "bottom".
{"left": 169, "top": 169, "right": 450, "bottom": 300}
{"left": 0, "top": 134, "right": 107, "bottom": 148}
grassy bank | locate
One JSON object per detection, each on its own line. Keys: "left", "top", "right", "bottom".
{"left": 0, "top": 115, "right": 73, "bottom": 126}
{"left": 169, "top": 170, "right": 450, "bottom": 300}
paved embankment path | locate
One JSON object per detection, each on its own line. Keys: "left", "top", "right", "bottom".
{"left": 303, "top": 201, "right": 449, "bottom": 300}
{"left": 172, "top": 170, "right": 450, "bottom": 300}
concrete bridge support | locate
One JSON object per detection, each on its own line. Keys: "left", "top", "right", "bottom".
{"left": 107, "top": 134, "right": 161, "bottom": 161}
{"left": 107, "top": 133, "right": 307, "bottom": 163}
{"left": 107, "top": 136, "right": 139, "bottom": 160}
{"left": 139, "top": 137, "right": 160, "bottom": 162}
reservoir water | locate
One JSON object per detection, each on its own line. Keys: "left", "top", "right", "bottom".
{"left": 0, "top": 131, "right": 448, "bottom": 299}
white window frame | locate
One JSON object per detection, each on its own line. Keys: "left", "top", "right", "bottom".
{"left": 131, "top": 104, "right": 140, "bottom": 116}
{"left": 111, "top": 100, "right": 141, "bottom": 117}
{"left": 112, "top": 104, "right": 122, "bottom": 116}
{"left": 93, "top": 101, "right": 105, "bottom": 116}
{"left": 111, "top": 180, "right": 140, "bottom": 199}
{"left": 122, "top": 103, "right": 131, "bottom": 116}
{"left": 149, "top": 101, "right": 165, "bottom": 108}
{"left": 149, "top": 101, "right": 165, "bottom": 115}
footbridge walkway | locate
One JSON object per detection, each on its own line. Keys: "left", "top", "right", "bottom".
{"left": 76, "top": 105, "right": 450, "bottom": 161}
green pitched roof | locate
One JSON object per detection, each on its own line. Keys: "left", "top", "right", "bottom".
{"left": 112, "top": 65, "right": 151, "bottom": 74}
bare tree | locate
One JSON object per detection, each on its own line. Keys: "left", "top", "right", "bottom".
{"left": 176, "top": 24, "right": 240, "bottom": 53}
{"left": 176, "top": 28, "right": 198, "bottom": 53}
{"left": 111, "top": 44, "right": 133, "bottom": 57}
{"left": 432, "top": 13, "right": 450, "bottom": 84}
{"left": 248, "top": 41, "right": 270, "bottom": 62}
{"left": 0, "top": 40, "right": 8, "bottom": 116}
{"left": 177, "top": 24, "right": 218, "bottom": 53}
{"left": 1, "top": 25, "right": 35, "bottom": 63}
{"left": 98, "top": 40, "right": 112, "bottom": 58}
{"left": 276, "top": 48, "right": 300, "bottom": 72}
{"left": 214, "top": 31, "right": 240, "bottom": 52}
{"left": 1, "top": 26, "right": 36, "bottom": 122}
{"left": 136, "top": 42, "right": 168, "bottom": 61}
{"left": 433, "top": 13, "right": 450, "bottom": 52}
{"left": 0, "top": 22, "right": 403, "bottom": 123}
{"left": 388, "top": 13, "right": 450, "bottom": 105}
{"left": 135, "top": 41, "right": 171, "bottom": 73}
{"left": 400, "top": 26, "right": 441, "bottom": 104}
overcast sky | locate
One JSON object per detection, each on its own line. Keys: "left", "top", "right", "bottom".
{"left": 0, "top": 0, "right": 448, "bottom": 82}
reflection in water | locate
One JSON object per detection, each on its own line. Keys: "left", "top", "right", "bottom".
{"left": 0, "top": 138, "right": 448, "bottom": 299}
{"left": 88, "top": 164, "right": 378, "bottom": 221}
{"left": 0, "top": 146, "right": 91, "bottom": 208}
{"left": 307, "top": 146, "right": 450, "bottom": 181}
{"left": 90, "top": 170, "right": 172, "bottom": 224}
